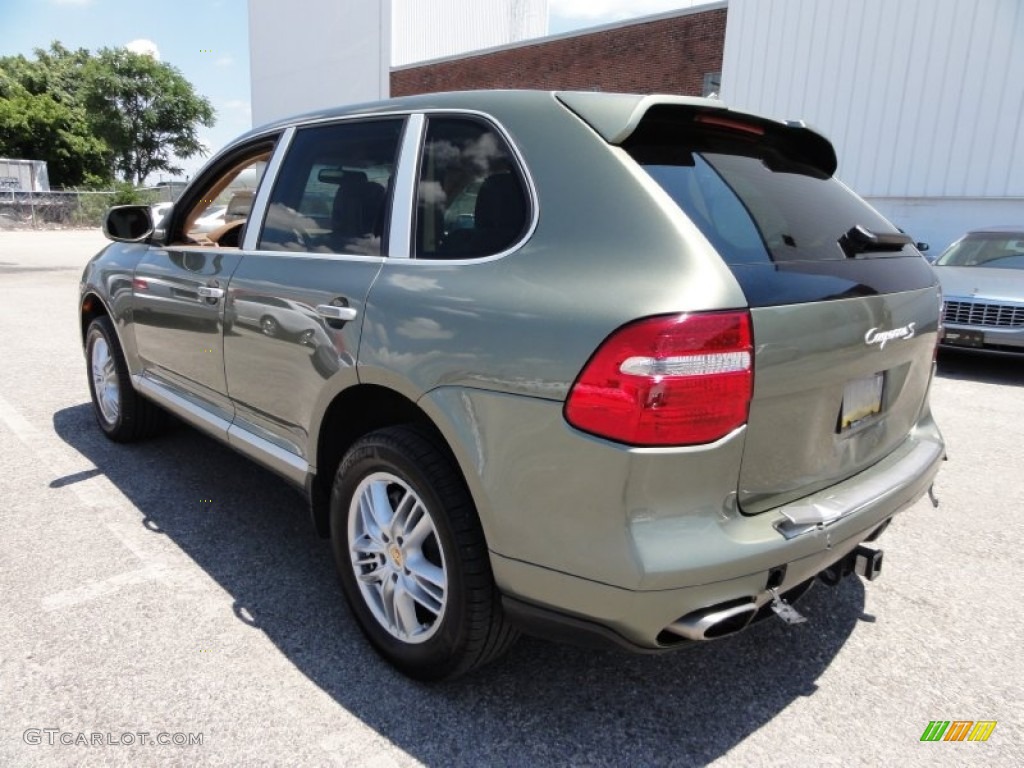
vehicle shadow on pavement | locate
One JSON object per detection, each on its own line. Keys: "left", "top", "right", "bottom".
{"left": 936, "top": 350, "right": 1024, "bottom": 386}
{"left": 54, "top": 403, "right": 864, "bottom": 767}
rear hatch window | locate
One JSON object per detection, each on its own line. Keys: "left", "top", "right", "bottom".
{"left": 622, "top": 105, "right": 934, "bottom": 307}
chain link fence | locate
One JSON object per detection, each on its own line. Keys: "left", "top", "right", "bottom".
{"left": 0, "top": 186, "right": 178, "bottom": 229}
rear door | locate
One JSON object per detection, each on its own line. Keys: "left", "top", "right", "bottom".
{"left": 622, "top": 106, "right": 940, "bottom": 513}
{"left": 222, "top": 117, "right": 407, "bottom": 462}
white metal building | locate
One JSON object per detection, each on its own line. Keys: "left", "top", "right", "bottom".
{"left": 392, "top": 0, "right": 548, "bottom": 67}
{"left": 248, "top": 0, "right": 548, "bottom": 125}
{"left": 248, "top": 0, "right": 392, "bottom": 127}
{"left": 721, "top": 0, "right": 1024, "bottom": 251}
{"left": 0, "top": 159, "right": 49, "bottom": 192}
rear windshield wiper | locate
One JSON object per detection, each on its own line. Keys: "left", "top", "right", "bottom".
{"left": 839, "top": 225, "right": 912, "bottom": 258}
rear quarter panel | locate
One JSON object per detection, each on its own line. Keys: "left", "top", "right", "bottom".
{"left": 358, "top": 93, "right": 748, "bottom": 401}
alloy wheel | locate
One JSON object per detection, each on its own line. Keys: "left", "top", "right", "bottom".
{"left": 348, "top": 472, "right": 448, "bottom": 643}
{"left": 90, "top": 336, "right": 120, "bottom": 424}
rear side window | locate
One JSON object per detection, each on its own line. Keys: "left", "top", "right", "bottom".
{"left": 258, "top": 118, "right": 404, "bottom": 256}
{"left": 624, "top": 111, "right": 909, "bottom": 265}
{"left": 414, "top": 117, "right": 530, "bottom": 259}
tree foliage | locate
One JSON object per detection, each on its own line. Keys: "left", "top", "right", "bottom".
{"left": 85, "top": 48, "right": 215, "bottom": 185}
{"left": 0, "top": 41, "right": 215, "bottom": 187}
{"left": 0, "top": 44, "right": 112, "bottom": 186}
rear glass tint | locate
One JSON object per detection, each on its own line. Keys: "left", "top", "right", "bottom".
{"left": 621, "top": 108, "right": 935, "bottom": 306}
{"left": 624, "top": 115, "right": 910, "bottom": 265}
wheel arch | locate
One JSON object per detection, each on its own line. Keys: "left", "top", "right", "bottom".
{"left": 307, "top": 384, "right": 478, "bottom": 541}
{"left": 80, "top": 292, "right": 113, "bottom": 346}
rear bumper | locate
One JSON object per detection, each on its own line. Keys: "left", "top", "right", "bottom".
{"left": 421, "top": 386, "right": 944, "bottom": 650}
{"left": 493, "top": 415, "right": 944, "bottom": 650}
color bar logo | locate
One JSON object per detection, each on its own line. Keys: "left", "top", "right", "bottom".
{"left": 920, "top": 721, "right": 997, "bottom": 742}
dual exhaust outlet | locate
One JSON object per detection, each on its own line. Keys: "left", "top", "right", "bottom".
{"left": 664, "top": 545, "right": 883, "bottom": 642}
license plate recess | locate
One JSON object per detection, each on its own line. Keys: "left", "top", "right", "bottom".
{"left": 840, "top": 373, "right": 884, "bottom": 432}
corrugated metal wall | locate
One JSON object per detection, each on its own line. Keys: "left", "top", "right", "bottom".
{"left": 721, "top": 0, "right": 1024, "bottom": 200}
{"left": 0, "top": 159, "right": 50, "bottom": 192}
{"left": 392, "top": 0, "right": 548, "bottom": 67}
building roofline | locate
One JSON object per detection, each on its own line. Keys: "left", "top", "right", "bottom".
{"left": 391, "top": 1, "right": 728, "bottom": 72}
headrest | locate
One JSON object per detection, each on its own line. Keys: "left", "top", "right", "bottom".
{"left": 474, "top": 173, "right": 525, "bottom": 231}
{"left": 319, "top": 168, "right": 368, "bottom": 186}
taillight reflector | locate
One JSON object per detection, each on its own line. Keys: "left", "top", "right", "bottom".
{"left": 564, "top": 311, "right": 753, "bottom": 446}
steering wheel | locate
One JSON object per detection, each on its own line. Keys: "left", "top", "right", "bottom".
{"left": 205, "top": 219, "right": 246, "bottom": 247}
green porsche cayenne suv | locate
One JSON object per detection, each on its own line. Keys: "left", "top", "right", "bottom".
{"left": 80, "top": 90, "right": 945, "bottom": 680}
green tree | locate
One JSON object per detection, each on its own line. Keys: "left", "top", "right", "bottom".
{"left": 0, "top": 42, "right": 215, "bottom": 187}
{"left": 84, "top": 48, "right": 215, "bottom": 185}
{"left": 0, "top": 45, "right": 112, "bottom": 187}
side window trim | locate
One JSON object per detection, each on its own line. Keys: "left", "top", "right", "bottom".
{"left": 387, "top": 113, "right": 425, "bottom": 260}
{"left": 241, "top": 125, "right": 296, "bottom": 252}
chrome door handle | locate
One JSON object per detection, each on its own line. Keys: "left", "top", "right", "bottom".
{"left": 316, "top": 304, "right": 358, "bottom": 322}
{"left": 197, "top": 286, "right": 225, "bottom": 299}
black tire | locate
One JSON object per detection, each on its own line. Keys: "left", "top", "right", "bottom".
{"left": 330, "top": 425, "right": 518, "bottom": 680}
{"left": 85, "top": 316, "right": 167, "bottom": 442}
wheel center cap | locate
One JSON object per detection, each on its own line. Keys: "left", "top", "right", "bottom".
{"left": 389, "top": 545, "right": 403, "bottom": 567}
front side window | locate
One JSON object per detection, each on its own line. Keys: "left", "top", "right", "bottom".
{"left": 174, "top": 147, "right": 272, "bottom": 248}
{"left": 258, "top": 118, "right": 404, "bottom": 255}
{"left": 414, "top": 117, "right": 530, "bottom": 259}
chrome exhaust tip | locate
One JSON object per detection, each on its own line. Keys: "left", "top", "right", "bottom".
{"left": 664, "top": 600, "right": 757, "bottom": 641}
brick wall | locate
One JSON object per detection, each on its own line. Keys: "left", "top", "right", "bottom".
{"left": 391, "top": 7, "right": 726, "bottom": 97}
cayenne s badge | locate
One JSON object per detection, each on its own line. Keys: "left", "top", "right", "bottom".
{"left": 865, "top": 323, "right": 916, "bottom": 349}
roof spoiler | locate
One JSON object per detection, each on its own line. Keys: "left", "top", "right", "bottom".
{"left": 555, "top": 91, "right": 838, "bottom": 177}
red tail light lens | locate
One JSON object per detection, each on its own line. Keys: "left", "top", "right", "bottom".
{"left": 564, "top": 311, "right": 753, "bottom": 446}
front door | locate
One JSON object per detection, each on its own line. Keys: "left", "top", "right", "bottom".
{"left": 132, "top": 142, "right": 277, "bottom": 421}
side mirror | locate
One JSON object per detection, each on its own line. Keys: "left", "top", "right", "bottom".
{"left": 103, "top": 205, "right": 154, "bottom": 243}
{"left": 916, "top": 242, "right": 937, "bottom": 263}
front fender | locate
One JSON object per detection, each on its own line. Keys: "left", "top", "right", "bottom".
{"left": 80, "top": 241, "right": 149, "bottom": 374}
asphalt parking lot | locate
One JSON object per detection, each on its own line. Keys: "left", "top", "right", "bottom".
{"left": 1, "top": 229, "right": 1021, "bottom": 767}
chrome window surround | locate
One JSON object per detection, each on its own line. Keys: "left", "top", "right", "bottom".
{"left": 243, "top": 115, "right": 411, "bottom": 261}
{"left": 242, "top": 125, "right": 295, "bottom": 252}
{"left": 229, "top": 109, "right": 537, "bottom": 265}
{"left": 387, "top": 113, "right": 425, "bottom": 260}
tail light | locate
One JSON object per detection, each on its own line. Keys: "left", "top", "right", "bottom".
{"left": 564, "top": 311, "right": 753, "bottom": 446}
